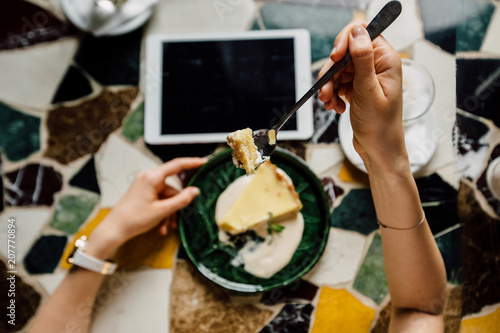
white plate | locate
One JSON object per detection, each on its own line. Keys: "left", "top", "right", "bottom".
{"left": 338, "top": 104, "right": 439, "bottom": 174}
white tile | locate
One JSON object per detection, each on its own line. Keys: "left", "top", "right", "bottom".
{"left": 91, "top": 269, "right": 172, "bottom": 333}
{"left": 0, "top": 208, "right": 51, "bottom": 262}
{"left": 366, "top": 0, "right": 424, "bottom": 51}
{"left": 481, "top": 4, "right": 500, "bottom": 54}
{"left": 413, "top": 40, "right": 458, "bottom": 178}
{"left": 304, "top": 228, "right": 366, "bottom": 285}
{"left": 306, "top": 144, "right": 345, "bottom": 175}
{"left": 37, "top": 272, "right": 66, "bottom": 295}
{"left": 96, "top": 134, "right": 160, "bottom": 207}
{"left": 0, "top": 38, "right": 78, "bottom": 111}
{"left": 146, "top": 0, "right": 256, "bottom": 35}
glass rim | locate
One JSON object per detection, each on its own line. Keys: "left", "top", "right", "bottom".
{"left": 402, "top": 58, "right": 436, "bottom": 122}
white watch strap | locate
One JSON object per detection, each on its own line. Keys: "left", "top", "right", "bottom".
{"left": 72, "top": 249, "right": 117, "bottom": 275}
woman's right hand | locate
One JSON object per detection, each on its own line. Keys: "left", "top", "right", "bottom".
{"left": 318, "top": 21, "right": 408, "bottom": 174}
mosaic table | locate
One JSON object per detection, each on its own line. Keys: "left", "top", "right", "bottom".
{"left": 1, "top": 0, "right": 499, "bottom": 332}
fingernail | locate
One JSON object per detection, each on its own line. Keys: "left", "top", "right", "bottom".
{"left": 351, "top": 25, "right": 366, "bottom": 39}
{"left": 330, "top": 47, "right": 336, "bottom": 57}
{"left": 189, "top": 187, "right": 200, "bottom": 196}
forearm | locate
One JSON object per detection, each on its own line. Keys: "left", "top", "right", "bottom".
{"left": 367, "top": 156, "right": 447, "bottom": 314}
{"left": 28, "top": 229, "right": 120, "bottom": 333}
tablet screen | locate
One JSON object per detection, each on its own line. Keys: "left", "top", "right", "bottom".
{"left": 161, "top": 38, "right": 298, "bottom": 135}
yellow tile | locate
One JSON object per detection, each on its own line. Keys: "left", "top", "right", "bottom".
{"left": 338, "top": 162, "right": 369, "bottom": 184}
{"left": 113, "top": 228, "right": 180, "bottom": 269}
{"left": 462, "top": 305, "right": 500, "bottom": 333}
{"left": 60, "top": 209, "right": 111, "bottom": 269}
{"left": 311, "top": 287, "right": 376, "bottom": 333}
{"left": 60, "top": 208, "right": 180, "bottom": 270}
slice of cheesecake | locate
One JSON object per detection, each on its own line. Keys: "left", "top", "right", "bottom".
{"left": 220, "top": 161, "right": 303, "bottom": 234}
{"left": 226, "top": 128, "right": 261, "bottom": 175}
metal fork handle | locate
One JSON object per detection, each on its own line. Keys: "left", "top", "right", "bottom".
{"left": 272, "top": 0, "right": 402, "bottom": 133}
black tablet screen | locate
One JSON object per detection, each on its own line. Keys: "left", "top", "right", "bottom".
{"left": 161, "top": 38, "right": 297, "bottom": 135}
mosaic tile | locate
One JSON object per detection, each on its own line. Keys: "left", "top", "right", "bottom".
{"left": 74, "top": 27, "right": 142, "bottom": 86}
{"left": 415, "top": 173, "right": 460, "bottom": 235}
{"left": 305, "top": 228, "right": 366, "bottom": 286}
{"left": 0, "top": 261, "right": 41, "bottom": 333}
{"left": 146, "top": 0, "right": 256, "bottom": 35}
{"left": 418, "top": 0, "right": 457, "bottom": 53}
{"left": 260, "top": 3, "right": 352, "bottom": 63}
{"left": 113, "top": 228, "right": 180, "bottom": 269}
{"left": 24, "top": 235, "right": 67, "bottom": 274}
{"left": 69, "top": 156, "right": 100, "bottom": 194}
{"left": 481, "top": 4, "right": 500, "bottom": 54}
{"left": 92, "top": 269, "right": 172, "bottom": 332}
{"left": 462, "top": 304, "right": 500, "bottom": 332}
{"left": 51, "top": 65, "right": 92, "bottom": 104}
{"left": 338, "top": 162, "right": 369, "bottom": 184}
{"left": 0, "top": 0, "right": 73, "bottom": 50}
{"left": 331, "top": 189, "right": 378, "bottom": 235}
{"left": 0, "top": 38, "right": 78, "bottom": 110}
{"left": 261, "top": 0, "right": 369, "bottom": 9}
{"left": 147, "top": 143, "right": 218, "bottom": 163}
{"left": 0, "top": 102, "right": 40, "bottom": 162}
{"left": 0, "top": 208, "right": 51, "bottom": 262}
{"left": 45, "top": 87, "right": 139, "bottom": 165}
{"left": 122, "top": 102, "right": 144, "bottom": 142}
{"left": 260, "top": 303, "right": 313, "bottom": 333}
{"left": 170, "top": 260, "right": 274, "bottom": 333}
{"left": 321, "top": 177, "right": 344, "bottom": 209}
{"left": 37, "top": 272, "right": 66, "bottom": 295}
{"left": 353, "top": 234, "right": 388, "bottom": 304}
{"left": 61, "top": 209, "right": 110, "bottom": 270}
{"left": 456, "top": 0, "right": 495, "bottom": 52}
{"left": 456, "top": 58, "right": 500, "bottom": 128}
{"left": 5, "top": 163, "right": 63, "bottom": 207}
{"left": 50, "top": 193, "right": 100, "bottom": 234}
{"left": 456, "top": 112, "right": 491, "bottom": 181}
{"left": 0, "top": 156, "right": 3, "bottom": 212}
{"left": 367, "top": 0, "right": 423, "bottom": 52}
{"left": 306, "top": 144, "right": 344, "bottom": 175}
{"left": 477, "top": 145, "right": 500, "bottom": 216}
{"left": 261, "top": 280, "right": 318, "bottom": 305}
{"left": 458, "top": 181, "right": 500, "bottom": 316}
{"left": 97, "top": 134, "right": 158, "bottom": 207}
{"left": 311, "top": 287, "right": 375, "bottom": 333}
{"left": 435, "top": 226, "right": 462, "bottom": 284}
{"left": 371, "top": 286, "right": 462, "bottom": 333}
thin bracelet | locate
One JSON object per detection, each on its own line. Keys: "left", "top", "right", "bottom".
{"left": 377, "top": 211, "right": 426, "bottom": 230}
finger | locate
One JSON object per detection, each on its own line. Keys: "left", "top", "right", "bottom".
{"left": 157, "top": 218, "right": 168, "bottom": 235}
{"left": 318, "top": 58, "right": 335, "bottom": 102}
{"left": 325, "top": 94, "right": 346, "bottom": 113}
{"left": 349, "top": 25, "right": 379, "bottom": 95}
{"left": 154, "top": 186, "right": 200, "bottom": 218}
{"left": 150, "top": 157, "right": 207, "bottom": 186}
{"left": 160, "top": 184, "right": 180, "bottom": 199}
{"left": 331, "top": 19, "right": 368, "bottom": 63}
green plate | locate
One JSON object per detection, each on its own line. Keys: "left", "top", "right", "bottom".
{"left": 179, "top": 147, "right": 330, "bottom": 293}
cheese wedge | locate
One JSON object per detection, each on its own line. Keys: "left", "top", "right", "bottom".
{"left": 220, "top": 161, "right": 303, "bottom": 234}
{"left": 227, "top": 128, "right": 261, "bottom": 175}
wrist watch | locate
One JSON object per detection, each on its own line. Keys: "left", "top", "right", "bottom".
{"left": 67, "top": 235, "right": 117, "bottom": 275}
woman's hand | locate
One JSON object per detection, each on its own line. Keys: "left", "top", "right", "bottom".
{"left": 86, "top": 157, "right": 207, "bottom": 259}
{"left": 318, "top": 21, "right": 407, "bottom": 173}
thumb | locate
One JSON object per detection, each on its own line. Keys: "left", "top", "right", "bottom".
{"left": 155, "top": 186, "right": 200, "bottom": 217}
{"left": 349, "top": 25, "right": 378, "bottom": 93}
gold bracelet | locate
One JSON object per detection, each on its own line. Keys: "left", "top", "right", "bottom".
{"left": 377, "top": 211, "right": 426, "bottom": 230}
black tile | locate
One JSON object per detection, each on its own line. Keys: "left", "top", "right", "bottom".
{"left": 0, "top": 1, "right": 74, "bottom": 50}
{"left": 23, "top": 235, "right": 68, "bottom": 274}
{"left": 312, "top": 68, "right": 340, "bottom": 144}
{"left": 418, "top": 0, "right": 457, "bottom": 54}
{"left": 456, "top": 113, "right": 490, "bottom": 156}
{"left": 321, "top": 176, "right": 344, "bottom": 210}
{"left": 458, "top": 181, "right": 500, "bottom": 316}
{"left": 456, "top": 58, "right": 500, "bottom": 127}
{"left": 477, "top": 144, "right": 500, "bottom": 216}
{"left": 51, "top": 65, "right": 92, "bottom": 104}
{"left": 69, "top": 156, "right": 100, "bottom": 194}
{"left": 261, "top": 279, "right": 318, "bottom": 305}
{"left": 435, "top": 227, "right": 462, "bottom": 284}
{"left": 259, "top": 303, "right": 314, "bottom": 333}
{"left": 74, "top": 27, "right": 143, "bottom": 86}
{"left": 5, "top": 164, "right": 63, "bottom": 206}
{"left": 415, "top": 173, "right": 459, "bottom": 235}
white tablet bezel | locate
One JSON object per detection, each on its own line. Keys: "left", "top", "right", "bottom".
{"left": 144, "top": 29, "right": 313, "bottom": 145}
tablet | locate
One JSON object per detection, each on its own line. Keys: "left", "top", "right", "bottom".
{"left": 145, "top": 30, "right": 313, "bottom": 145}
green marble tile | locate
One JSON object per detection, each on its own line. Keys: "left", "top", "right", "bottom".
{"left": 0, "top": 102, "right": 40, "bottom": 161}
{"left": 330, "top": 189, "right": 378, "bottom": 235}
{"left": 353, "top": 233, "right": 388, "bottom": 304}
{"left": 260, "top": 3, "right": 352, "bottom": 63}
{"left": 122, "top": 102, "right": 144, "bottom": 142}
{"left": 456, "top": 0, "right": 495, "bottom": 52}
{"left": 50, "top": 193, "right": 99, "bottom": 234}
{"left": 435, "top": 226, "right": 462, "bottom": 284}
